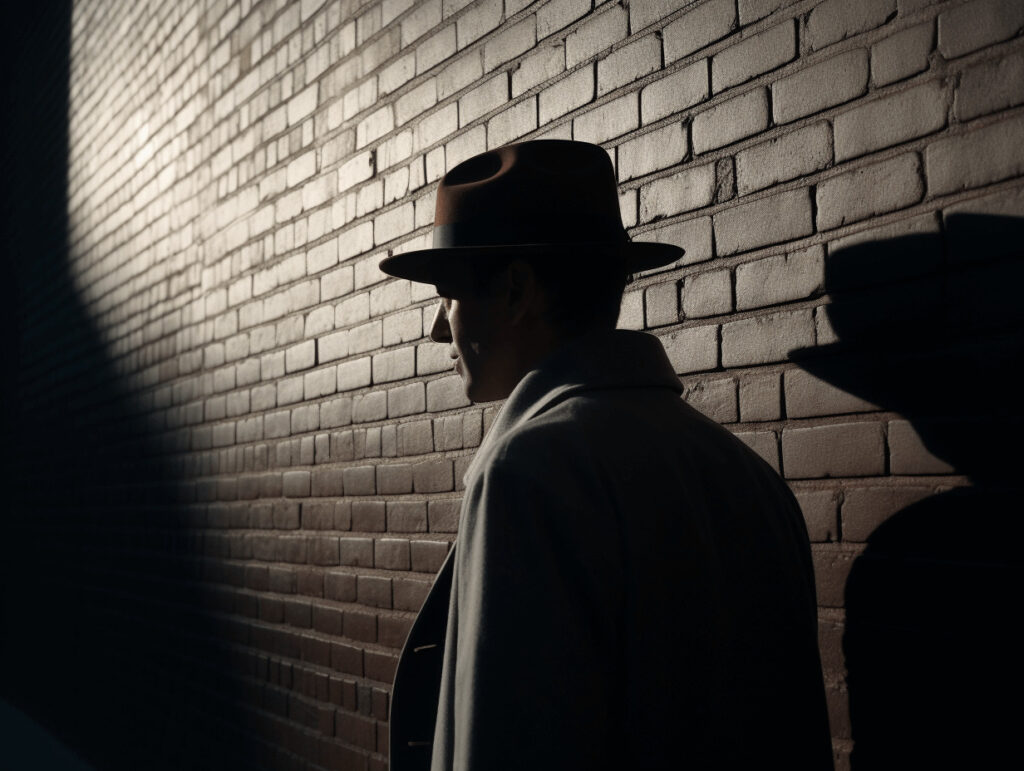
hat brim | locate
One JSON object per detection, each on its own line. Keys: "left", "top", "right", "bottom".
{"left": 379, "top": 241, "right": 684, "bottom": 283}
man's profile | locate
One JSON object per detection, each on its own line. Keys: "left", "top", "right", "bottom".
{"left": 380, "top": 140, "right": 832, "bottom": 770}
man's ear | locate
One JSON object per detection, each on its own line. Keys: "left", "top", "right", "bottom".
{"left": 503, "top": 259, "right": 540, "bottom": 326}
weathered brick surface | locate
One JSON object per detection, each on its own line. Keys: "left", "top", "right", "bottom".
{"left": 31, "top": 0, "right": 1020, "bottom": 766}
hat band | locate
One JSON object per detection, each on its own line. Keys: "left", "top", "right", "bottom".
{"left": 432, "top": 219, "right": 628, "bottom": 249}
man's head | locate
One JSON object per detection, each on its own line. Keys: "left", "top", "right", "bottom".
{"left": 377, "top": 139, "right": 683, "bottom": 401}
{"left": 428, "top": 252, "right": 630, "bottom": 402}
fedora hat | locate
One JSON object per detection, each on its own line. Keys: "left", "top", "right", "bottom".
{"left": 378, "top": 139, "right": 683, "bottom": 283}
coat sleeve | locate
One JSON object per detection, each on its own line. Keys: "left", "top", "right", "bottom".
{"left": 448, "top": 435, "right": 625, "bottom": 769}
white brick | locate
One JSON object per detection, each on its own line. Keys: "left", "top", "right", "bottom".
{"left": 937, "top": 0, "right": 1024, "bottom": 59}
{"left": 400, "top": 0, "right": 441, "bottom": 47}
{"left": 357, "top": 105, "right": 395, "bottom": 147}
{"left": 735, "top": 245, "right": 824, "bottom": 310}
{"left": 566, "top": 4, "right": 627, "bottom": 68}
{"left": 456, "top": 0, "right": 502, "bottom": 48}
{"left": 714, "top": 188, "right": 814, "bottom": 255}
{"left": 487, "top": 98, "right": 538, "bottom": 147}
{"left": 337, "top": 357, "right": 372, "bottom": 391}
{"left": 806, "top": 0, "right": 896, "bottom": 51}
{"left": 307, "top": 237, "right": 339, "bottom": 274}
{"left": 640, "top": 59, "right": 709, "bottom": 124}
{"left": 816, "top": 153, "right": 923, "bottom": 231}
{"left": 772, "top": 49, "right": 869, "bottom": 124}
{"left": 711, "top": 20, "right": 795, "bottom": 93}
{"left": 414, "top": 103, "right": 458, "bottom": 152}
{"left": 319, "top": 330, "right": 350, "bottom": 362}
{"left": 735, "top": 122, "right": 832, "bottom": 196}
{"left": 634, "top": 216, "right": 713, "bottom": 266}
{"left": 692, "top": 88, "right": 769, "bottom": 155}
{"left": 539, "top": 67, "right": 594, "bottom": 124}
{"left": 659, "top": 325, "right": 720, "bottom": 373}
{"left": 721, "top": 309, "right": 815, "bottom": 366}
{"left": 573, "top": 93, "right": 638, "bottom": 144}
{"left": 871, "top": 21, "right": 933, "bottom": 87}
{"left": 483, "top": 16, "right": 536, "bottom": 72}
{"left": 784, "top": 368, "right": 880, "bottom": 418}
{"left": 538, "top": 0, "right": 590, "bottom": 38}
{"left": 396, "top": 79, "right": 438, "bottom": 126}
{"left": 834, "top": 80, "right": 945, "bottom": 162}
{"left": 639, "top": 163, "right": 716, "bottom": 223}
{"left": 512, "top": 42, "right": 566, "bottom": 97}
{"left": 374, "top": 203, "right": 415, "bottom": 244}
{"left": 287, "top": 85, "right": 318, "bottom": 125}
{"left": 663, "top": 0, "right": 737, "bottom": 64}
{"left": 782, "top": 422, "right": 886, "bottom": 478}
{"left": 618, "top": 123, "right": 689, "bottom": 182}
{"left": 459, "top": 74, "right": 508, "bottom": 126}
{"left": 955, "top": 49, "right": 1024, "bottom": 121}
{"left": 682, "top": 268, "right": 733, "bottom": 318}
{"left": 597, "top": 34, "right": 661, "bottom": 96}
{"left": 925, "top": 117, "right": 1024, "bottom": 196}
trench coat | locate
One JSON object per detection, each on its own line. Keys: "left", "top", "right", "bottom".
{"left": 389, "top": 329, "right": 833, "bottom": 770}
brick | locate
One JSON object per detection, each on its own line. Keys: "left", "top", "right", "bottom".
{"left": 538, "top": 0, "right": 590, "bottom": 38}
{"left": 937, "top": 0, "right": 1024, "bottom": 59}
{"left": 388, "top": 502, "right": 429, "bottom": 533}
{"left": 641, "top": 59, "right": 708, "bottom": 124}
{"left": 340, "top": 537, "right": 374, "bottom": 567}
{"left": 617, "top": 288, "right": 644, "bottom": 330}
{"left": 738, "top": 0, "right": 792, "bottom": 24}
{"left": 816, "top": 153, "right": 923, "bottom": 231}
{"left": 682, "top": 376, "right": 737, "bottom": 423}
{"left": 926, "top": 117, "right": 1024, "bottom": 197}
{"left": 638, "top": 163, "right": 716, "bottom": 223}
{"left": 835, "top": 80, "right": 945, "bottom": 162}
{"left": 738, "top": 371, "right": 782, "bottom": 422}
{"left": 388, "top": 383, "right": 426, "bottom": 417}
{"left": 888, "top": 419, "right": 954, "bottom": 474}
{"left": 283, "top": 470, "right": 312, "bottom": 498}
{"left": 806, "top": 0, "right": 896, "bottom": 51}
{"left": 735, "top": 122, "right": 832, "bottom": 196}
{"left": 644, "top": 281, "right": 679, "bottom": 327}
{"left": 396, "top": 80, "right": 438, "bottom": 126}
{"left": 487, "top": 97, "right": 538, "bottom": 147}
{"left": 337, "top": 357, "right": 372, "bottom": 391}
{"left": 618, "top": 123, "right": 688, "bottom": 182}
{"left": 284, "top": 341, "right": 315, "bottom": 374}
{"left": 955, "top": 48, "right": 1024, "bottom": 121}
{"left": 455, "top": 0, "right": 502, "bottom": 47}
{"left": 712, "top": 20, "right": 795, "bottom": 93}
{"left": 375, "top": 538, "right": 412, "bottom": 570}
{"left": 681, "top": 268, "right": 732, "bottom": 318}
{"left": 459, "top": 74, "right": 508, "bottom": 126}
{"left": 413, "top": 459, "right": 454, "bottom": 492}
{"left": 427, "top": 375, "right": 471, "bottom": 411}
{"left": 417, "top": 24, "right": 457, "bottom": 73}
{"left": 772, "top": 49, "right": 869, "bottom": 124}
{"left": 321, "top": 396, "right": 353, "bottom": 428}
{"left": 372, "top": 347, "right": 416, "bottom": 383}
{"left": 663, "top": 0, "right": 737, "bottom": 64}
{"left": 634, "top": 216, "right": 713, "bottom": 266}
{"left": 427, "top": 499, "right": 461, "bottom": 532}
{"left": 438, "top": 51, "right": 483, "bottom": 99}
{"left": 566, "top": 4, "right": 627, "bottom": 68}
{"left": 343, "top": 466, "right": 376, "bottom": 496}
{"left": 411, "top": 540, "right": 449, "bottom": 572}
{"left": 414, "top": 103, "right": 458, "bottom": 153}
{"left": 735, "top": 245, "right": 824, "bottom": 310}
{"left": 841, "top": 484, "right": 935, "bottom": 541}
{"left": 319, "top": 330, "right": 350, "bottom": 363}
{"left": 382, "top": 309, "right": 423, "bottom": 346}
{"left": 721, "top": 309, "right": 815, "bottom": 367}
{"left": 288, "top": 84, "right": 319, "bottom": 125}
{"left": 305, "top": 306, "right": 335, "bottom": 337}
{"left": 782, "top": 422, "right": 885, "bottom": 478}
{"left": 400, "top": 0, "right": 441, "bottom": 46}
{"left": 659, "top": 325, "right": 719, "bottom": 373}
{"left": 357, "top": 105, "right": 395, "bottom": 148}
{"left": 353, "top": 391, "right": 388, "bottom": 423}
{"left": 784, "top": 368, "right": 880, "bottom": 418}
{"left": 572, "top": 92, "right": 638, "bottom": 144}
{"left": 539, "top": 66, "right": 594, "bottom": 124}
{"left": 397, "top": 420, "right": 434, "bottom": 455}
{"left": 513, "top": 42, "right": 565, "bottom": 97}
{"left": 871, "top": 20, "right": 933, "bottom": 87}
{"left": 714, "top": 187, "right": 814, "bottom": 256}
{"left": 483, "top": 16, "right": 535, "bottom": 72}
{"left": 597, "top": 34, "right": 661, "bottom": 96}
{"left": 733, "top": 430, "right": 779, "bottom": 470}
{"left": 692, "top": 88, "right": 769, "bottom": 155}
{"left": 352, "top": 501, "right": 386, "bottom": 531}
{"left": 792, "top": 488, "right": 839, "bottom": 542}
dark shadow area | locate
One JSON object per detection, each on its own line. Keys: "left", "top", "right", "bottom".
{"left": 791, "top": 212, "right": 1024, "bottom": 768}
{"left": 1, "top": 6, "right": 261, "bottom": 769}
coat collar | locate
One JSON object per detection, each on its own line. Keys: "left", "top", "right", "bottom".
{"left": 463, "top": 329, "right": 682, "bottom": 484}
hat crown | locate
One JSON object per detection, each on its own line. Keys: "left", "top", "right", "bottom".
{"left": 432, "top": 140, "right": 628, "bottom": 249}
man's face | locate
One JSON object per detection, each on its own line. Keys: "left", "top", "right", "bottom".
{"left": 429, "top": 278, "right": 515, "bottom": 403}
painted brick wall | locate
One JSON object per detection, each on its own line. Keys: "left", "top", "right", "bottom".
{"left": 6, "top": 0, "right": 1024, "bottom": 768}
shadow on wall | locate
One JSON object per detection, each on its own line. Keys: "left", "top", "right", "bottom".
{"left": 791, "top": 213, "right": 1024, "bottom": 768}
{"left": 1, "top": 5, "right": 261, "bottom": 769}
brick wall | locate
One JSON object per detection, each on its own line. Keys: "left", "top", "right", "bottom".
{"left": 5, "top": 0, "right": 1023, "bottom": 768}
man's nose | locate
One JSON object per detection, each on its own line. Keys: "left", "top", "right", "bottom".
{"left": 429, "top": 300, "right": 452, "bottom": 343}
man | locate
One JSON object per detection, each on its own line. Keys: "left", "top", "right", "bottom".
{"left": 380, "top": 140, "right": 833, "bottom": 770}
